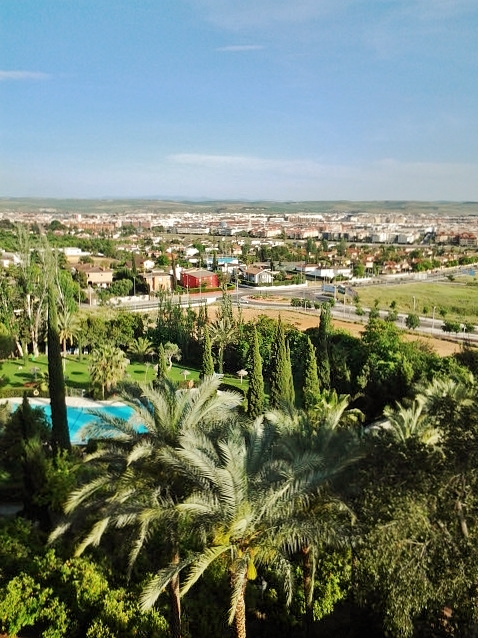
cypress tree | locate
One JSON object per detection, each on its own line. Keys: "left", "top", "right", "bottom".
{"left": 246, "top": 327, "right": 264, "bottom": 418}
{"left": 303, "top": 336, "right": 320, "bottom": 412}
{"left": 200, "top": 326, "right": 215, "bottom": 379}
{"left": 317, "top": 304, "right": 331, "bottom": 390}
{"left": 269, "top": 317, "right": 291, "bottom": 410}
{"left": 47, "top": 265, "right": 70, "bottom": 453}
{"left": 157, "top": 343, "right": 167, "bottom": 380}
{"left": 285, "top": 341, "right": 295, "bottom": 407}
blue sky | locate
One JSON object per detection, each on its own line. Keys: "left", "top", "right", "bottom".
{"left": 1, "top": 0, "right": 477, "bottom": 200}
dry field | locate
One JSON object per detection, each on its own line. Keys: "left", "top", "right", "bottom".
{"left": 232, "top": 306, "right": 462, "bottom": 358}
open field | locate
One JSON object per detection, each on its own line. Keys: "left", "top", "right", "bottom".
{"left": 235, "top": 306, "right": 463, "bottom": 357}
{"left": 353, "top": 279, "right": 478, "bottom": 323}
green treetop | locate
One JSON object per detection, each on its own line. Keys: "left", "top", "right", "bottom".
{"left": 269, "top": 317, "right": 294, "bottom": 410}
{"left": 246, "top": 327, "right": 265, "bottom": 418}
{"left": 156, "top": 342, "right": 167, "bottom": 381}
{"left": 303, "top": 336, "right": 320, "bottom": 412}
{"left": 317, "top": 304, "right": 331, "bottom": 390}
{"left": 200, "top": 325, "right": 215, "bottom": 379}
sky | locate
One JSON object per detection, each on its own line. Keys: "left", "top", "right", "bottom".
{"left": 1, "top": 0, "right": 478, "bottom": 201}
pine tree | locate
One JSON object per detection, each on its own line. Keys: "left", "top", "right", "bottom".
{"left": 246, "top": 327, "right": 265, "bottom": 418}
{"left": 200, "top": 325, "right": 215, "bottom": 379}
{"left": 317, "top": 304, "right": 331, "bottom": 390}
{"left": 269, "top": 317, "right": 294, "bottom": 409}
{"left": 157, "top": 343, "right": 167, "bottom": 380}
{"left": 303, "top": 336, "right": 320, "bottom": 412}
{"left": 47, "top": 257, "right": 70, "bottom": 453}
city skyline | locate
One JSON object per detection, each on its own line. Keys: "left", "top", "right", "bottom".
{"left": 1, "top": 0, "right": 478, "bottom": 200}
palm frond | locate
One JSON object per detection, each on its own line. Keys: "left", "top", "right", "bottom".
{"left": 48, "top": 521, "right": 71, "bottom": 544}
{"left": 140, "top": 556, "right": 194, "bottom": 610}
{"left": 181, "top": 544, "right": 232, "bottom": 597}
{"left": 75, "top": 517, "right": 111, "bottom": 556}
{"left": 64, "top": 475, "right": 113, "bottom": 513}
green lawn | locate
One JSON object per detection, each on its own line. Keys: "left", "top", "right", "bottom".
{"left": 354, "top": 279, "right": 478, "bottom": 322}
{"left": 0, "top": 354, "right": 248, "bottom": 397}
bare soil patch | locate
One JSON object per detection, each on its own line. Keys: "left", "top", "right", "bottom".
{"left": 233, "top": 306, "right": 463, "bottom": 358}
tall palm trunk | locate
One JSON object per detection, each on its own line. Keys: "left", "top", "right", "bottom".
{"left": 302, "top": 544, "right": 314, "bottom": 635}
{"left": 218, "top": 345, "right": 224, "bottom": 374}
{"left": 231, "top": 573, "right": 248, "bottom": 638}
{"left": 168, "top": 546, "right": 182, "bottom": 638}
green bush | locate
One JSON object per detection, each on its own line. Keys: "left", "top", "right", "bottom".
{"left": 0, "top": 574, "right": 69, "bottom": 638}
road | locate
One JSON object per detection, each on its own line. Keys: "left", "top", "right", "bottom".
{"left": 96, "top": 271, "right": 477, "bottom": 345}
{"left": 239, "top": 289, "right": 478, "bottom": 345}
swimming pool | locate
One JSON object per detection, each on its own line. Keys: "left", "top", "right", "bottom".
{"left": 4, "top": 399, "right": 136, "bottom": 444}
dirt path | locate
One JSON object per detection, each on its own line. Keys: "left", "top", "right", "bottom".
{"left": 233, "top": 306, "right": 463, "bottom": 357}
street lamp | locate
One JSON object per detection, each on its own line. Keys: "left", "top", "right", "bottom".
{"left": 432, "top": 306, "right": 436, "bottom": 332}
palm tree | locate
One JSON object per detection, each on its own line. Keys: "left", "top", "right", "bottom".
{"left": 418, "top": 373, "right": 475, "bottom": 425}
{"left": 128, "top": 336, "right": 155, "bottom": 363}
{"left": 88, "top": 343, "right": 129, "bottom": 399}
{"left": 209, "top": 317, "right": 237, "bottom": 374}
{"left": 138, "top": 411, "right": 352, "bottom": 638}
{"left": 140, "top": 417, "right": 312, "bottom": 638}
{"left": 53, "top": 377, "right": 242, "bottom": 638}
{"left": 382, "top": 397, "right": 441, "bottom": 446}
{"left": 268, "top": 398, "right": 363, "bottom": 633}
{"left": 313, "top": 389, "right": 364, "bottom": 433}
{"left": 58, "top": 308, "right": 81, "bottom": 359}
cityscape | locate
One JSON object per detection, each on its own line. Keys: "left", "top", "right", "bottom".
{"left": 2, "top": 0, "right": 478, "bottom": 636}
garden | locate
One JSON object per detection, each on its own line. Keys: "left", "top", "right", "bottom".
{"left": 0, "top": 354, "right": 248, "bottom": 400}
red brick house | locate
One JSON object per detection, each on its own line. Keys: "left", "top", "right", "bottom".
{"left": 180, "top": 268, "right": 219, "bottom": 290}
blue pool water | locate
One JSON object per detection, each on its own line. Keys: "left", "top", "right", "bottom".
{"left": 7, "top": 401, "right": 135, "bottom": 444}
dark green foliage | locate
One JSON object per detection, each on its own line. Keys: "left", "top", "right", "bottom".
{"left": 285, "top": 341, "right": 295, "bottom": 407}
{"left": 209, "top": 288, "right": 238, "bottom": 374}
{"left": 442, "top": 319, "right": 461, "bottom": 334}
{"left": 317, "top": 304, "right": 331, "bottom": 390}
{"left": 246, "top": 327, "right": 265, "bottom": 418}
{"left": 0, "top": 322, "right": 15, "bottom": 359}
{"left": 269, "top": 317, "right": 294, "bottom": 409}
{"left": 152, "top": 294, "right": 201, "bottom": 365}
{"left": 0, "top": 397, "right": 50, "bottom": 499}
{"left": 47, "top": 276, "right": 70, "bottom": 454}
{"left": 200, "top": 325, "right": 215, "bottom": 379}
{"left": 156, "top": 343, "right": 167, "bottom": 380}
{"left": 303, "top": 337, "right": 320, "bottom": 412}
{"left": 0, "top": 399, "right": 76, "bottom": 531}
{"left": 356, "top": 318, "right": 449, "bottom": 419}
{"left": 405, "top": 312, "right": 420, "bottom": 330}
{"left": 0, "top": 529, "right": 169, "bottom": 638}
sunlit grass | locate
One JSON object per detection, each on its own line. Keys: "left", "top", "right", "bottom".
{"left": 354, "top": 279, "right": 478, "bottom": 322}
{"left": 0, "top": 355, "right": 248, "bottom": 396}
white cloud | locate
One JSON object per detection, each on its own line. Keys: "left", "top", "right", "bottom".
{"left": 216, "top": 45, "right": 264, "bottom": 52}
{"left": 190, "top": 0, "right": 351, "bottom": 30}
{"left": 0, "top": 70, "right": 50, "bottom": 81}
